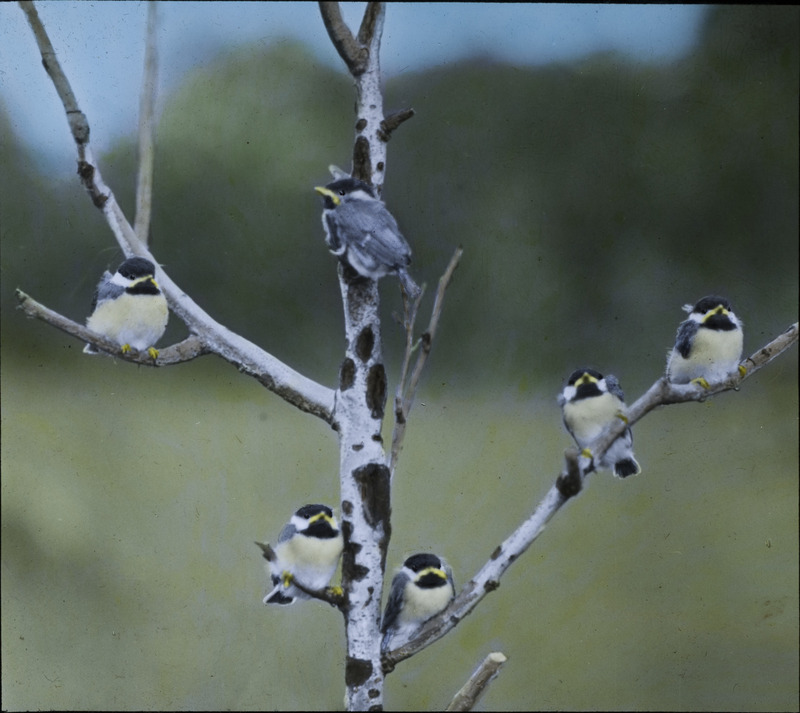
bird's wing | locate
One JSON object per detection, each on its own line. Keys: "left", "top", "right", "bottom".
{"left": 90, "top": 270, "right": 124, "bottom": 311}
{"left": 380, "top": 571, "right": 409, "bottom": 635}
{"left": 336, "top": 200, "right": 412, "bottom": 268}
{"left": 604, "top": 374, "right": 625, "bottom": 402}
{"left": 276, "top": 522, "right": 297, "bottom": 544}
{"left": 443, "top": 560, "right": 455, "bottom": 593}
{"left": 674, "top": 319, "right": 699, "bottom": 358}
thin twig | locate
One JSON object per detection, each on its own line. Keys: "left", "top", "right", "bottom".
{"left": 134, "top": 1, "right": 159, "bottom": 244}
{"left": 382, "top": 323, "right": 798, "bottom": 671}
{"left": 390, "top": 288, "right": 424, "bottom": 454}
{"left": 446, "top": 652, "right": 508, "bottom": 712}
{"left": 19, "top": 1, "right": 89, "bottom": 148}
{"left": 389, "top": 247, "right": 463, "bottom": 472}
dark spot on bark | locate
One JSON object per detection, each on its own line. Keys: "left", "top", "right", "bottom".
{"left": 366, "top": 364, "right": 386, "bottom": 419}
{"left": 356, "top": 327, "right": 374, "bottom": 362}
{"left": 340, "top": 358, "right": 355, "bottom": 391}
{"left": 353, "top": 463, "right": 391, "bottom": 529}
{"left": 345, "top": 657, "right": 373, "bottom": 688}
{"left": 353, "top": 136, "right": 371, "bottom": 180}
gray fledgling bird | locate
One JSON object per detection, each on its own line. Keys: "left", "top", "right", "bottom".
{"left": 380, "top": 553, "right": 455, "bottom": 651}
{"left": 84, "top": 256, "right": 168, "bottom": 359}
{"left": 666, "top": 295, "right": 744, "bottom": 387}
{"left": 315, "top": 177, "right": 421, "bottom": 300}
{"left": 558, "top": 368, "right": 641, "bottom": 478}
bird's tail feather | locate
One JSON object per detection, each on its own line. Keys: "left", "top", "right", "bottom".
{"left": 614, "top": 457, "right": 641, "bottom": 478}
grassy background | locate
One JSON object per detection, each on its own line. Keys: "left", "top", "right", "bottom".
{"left": 2, "top": 331, "right": 796, "bottom": 710}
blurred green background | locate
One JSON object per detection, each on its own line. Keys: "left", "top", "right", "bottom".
{"left": 2, "top": 5, "right": 797, "bottom": 711}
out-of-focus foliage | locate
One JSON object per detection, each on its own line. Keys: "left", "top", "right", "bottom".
{"left": 2, "top": 7, "right": 797, "bottom": 392}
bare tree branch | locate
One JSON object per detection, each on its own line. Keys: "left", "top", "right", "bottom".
{"left": 586, "top": 320, "right": 800, "bottom": 473}
{"left": 134, "top": 1, "right": 159, "bottom": 244}
{"left": 356, "top": 1, "right": 383, "bottom": 47}
{"left": 379, "top": 108, "right": 415, "bottom": 142}
{"left": 446, "top": 652, "right": 508, "bottom": 712}
{"left": 18, "top": 0, "right": 335, "bottom": 423}
{"left": 390, "top": 247, "right": 463, "bottom": 473}
{"left": 318, "top": 1, "right": 368, "bottom": 75}
{"left": 15, "top": 289, "right": 208, "bottom": 365}
{"left": 19, "top": 1, "right": 89, "bottom": 148}
{"left": 383, "top": 323, "right": 799, "bottom": 671}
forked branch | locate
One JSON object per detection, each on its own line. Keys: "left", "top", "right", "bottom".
{"left": 318, "top": 1, "right": 368, "bottom": 75}
{"left": 133, "top": 1, "right": 159, "bottom": 243}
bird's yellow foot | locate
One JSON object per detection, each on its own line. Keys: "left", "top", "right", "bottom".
{"left": 690, "top": 377, "right": 710, "bottom": 389}
{"left": 121, "top": 344, "right": 132, "bottom": 354}
{"left": 738, "top": 364, "right": 747, "bottom": 377}
{"left": 281, "top": 571, "right": 294, "bottom": 588}
{"left": 147, "top": 347, "right": 159, "bottom": 360}
{"left": 327, "top": 585, "right": 344, "bottom": 597}
{"left": 615, "top": 411, "right": 629, "bottom": 424}
{"left": 580, "top": 448, "right": 593, "bottom": 459}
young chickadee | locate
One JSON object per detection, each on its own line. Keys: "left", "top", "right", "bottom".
{"left": 558, "top": 369, "right": 641, "bottom": 478}
{"left": 380, "top": 553, "right": 455, "bottom": 651}
{"left": 258, "top": 504, "right": 343, "bottom": 605}
{"left": 84, "top": 256, "right": 168, "bottom": 360}
{"left": 666, "top": 295, "right": 744, "bottom": 387}
{"left": 314, "top": 177, "right": 421, "bottom": 300}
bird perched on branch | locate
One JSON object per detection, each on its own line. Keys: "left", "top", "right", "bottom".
{"left": 381, "top": 553, "right": 455, "bottom": 651}
{"left": 666, "top": 295, "right": 744, "bottom": 388}
{"left": 559, "top": 368, "right": 641, "bottom": 478}
{"left": 315, "top": 177, "right": 421, "bottom": 300}
{"left": 84, "top": 256, "right": 168, "bottom": 360}
{"left": 258, "top": 504, "right": 343, "bottom": 606}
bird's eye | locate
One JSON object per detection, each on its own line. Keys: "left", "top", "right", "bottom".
{"left": 338, "top": 189, "right": 345, "bottom": 196}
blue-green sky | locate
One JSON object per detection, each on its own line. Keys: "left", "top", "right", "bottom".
{"left": 2, "top": 2, "right": 706, "bottom": 170}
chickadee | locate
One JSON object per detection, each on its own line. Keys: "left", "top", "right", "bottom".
{"left": 666, "top": 295, "right": 744, "bottom": 387}
{"left": 84, "top": 256, "right": 168, "bottom": 360}
{"left": 314, "top": 177, "right": 421, "bottom": 300}
{"left": 558, "top": 369, "right": 641, "bottom": 478}
{"left": 380, "top": 553, "right": 455, "bottom": 651}
{"left": 259, "top": 504, "right": 343, "bottom": 605}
